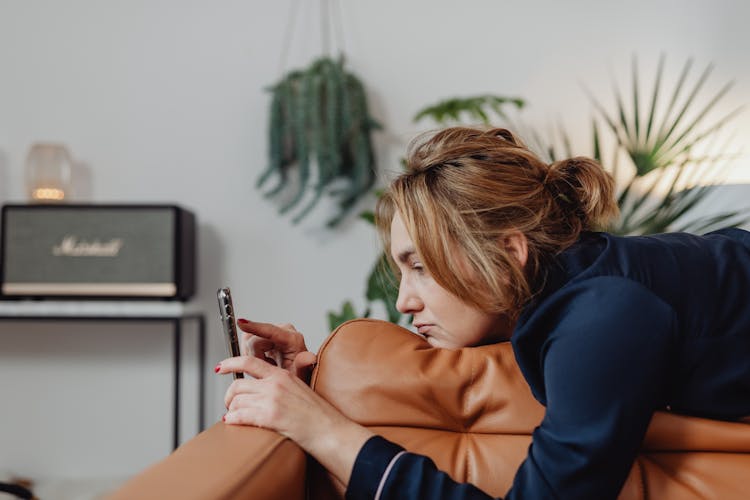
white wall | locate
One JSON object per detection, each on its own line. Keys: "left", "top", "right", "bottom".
{"left": 0, "top": 0, "right": 749, "bottom": 486}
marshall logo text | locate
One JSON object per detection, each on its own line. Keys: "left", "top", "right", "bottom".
{"left": 52, "top": 236, "right": 124, "bottom": 257}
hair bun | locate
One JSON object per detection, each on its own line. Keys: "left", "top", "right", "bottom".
{"left": 545, "top": 157, "right": 619, "bottom": 230}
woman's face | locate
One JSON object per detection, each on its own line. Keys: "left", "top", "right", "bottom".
{"left": 390, "top": 212, "right": 512, "bottom": 349}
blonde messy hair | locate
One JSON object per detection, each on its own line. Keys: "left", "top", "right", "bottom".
{"left": 376, "top": 127, "right": 619, "bottom": 317}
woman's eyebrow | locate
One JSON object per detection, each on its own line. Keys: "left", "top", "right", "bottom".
{"left": 396, "top": 248, "right": 416, "bottom": 263}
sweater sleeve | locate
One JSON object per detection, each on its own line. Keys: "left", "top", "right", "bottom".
{"left": 346, "top": 277, "right": 677, "bottom": 500}
{"left": 346, "top": 436, "right": 497, "bottom": 500}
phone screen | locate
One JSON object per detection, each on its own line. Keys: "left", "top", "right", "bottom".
{"left": 217, "top": 287, "right": 244, "bottom": 380}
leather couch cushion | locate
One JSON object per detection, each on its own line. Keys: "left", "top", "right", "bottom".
{"left": 311, "top": 319, "right": 544, "bottom": 496}
{"left": 311, "top": 318, "right": 750, "bottom": 499}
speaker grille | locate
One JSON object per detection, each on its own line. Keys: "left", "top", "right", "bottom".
{"left": 1, "top": 205, "right": 194, "bottom": 299}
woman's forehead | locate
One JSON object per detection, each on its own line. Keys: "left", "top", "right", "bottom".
{"left": 390, "top": 212, "right": 416, "bottom": 259}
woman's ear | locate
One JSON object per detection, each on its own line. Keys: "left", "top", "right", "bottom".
{"left": 503, "top": 232, "right": 528, "bottom": 268}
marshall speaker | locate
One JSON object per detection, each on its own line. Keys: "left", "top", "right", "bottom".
{"left": 0, "top": 204, "right": 196, "bottom": 300}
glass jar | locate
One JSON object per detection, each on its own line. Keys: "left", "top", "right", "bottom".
{"left": 25, "top": 142, "right": 73, "bottom": 202}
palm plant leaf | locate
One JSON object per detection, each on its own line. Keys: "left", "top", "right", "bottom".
{"left": 588, "top": 56, "right": 745, "bottom": 235}
{"left": 584, "top": 84, "right": 632, "bottom": 156}
{"left": 632, "top": 56, "right": 642, "bottom": 145}
{"left": 675, "top": 211, "right": 750, "bottom": 234}
{"left": 612, "top": 75, "right": 635, "bottom": 151}
{"left": 658, "top": 105, "right": 744, "bottom": 168}
{"left": 558, "top": 122, "right": 574, "bottom": 159}
{"left": 650, "top": 58, "right": 693, "bottom": 158}
{"left": 592, "top": 119, "right": 602, "bottom": 163}
{"left": 650, "top": 187, "right": 714, "bottom": 232}
{"left": 652, "top": 62, "right": 712, "bottom": 160}
{"left": 617, "top": 168, "right": 671, "bottom": 232}
{"left": 644, "top": 54, "right": 665, "bottom": 144}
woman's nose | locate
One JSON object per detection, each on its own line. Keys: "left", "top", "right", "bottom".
{"left": 396, "top": 279, "right": 422, "bottom": 314}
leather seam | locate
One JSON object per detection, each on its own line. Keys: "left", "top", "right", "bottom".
{"left": 312, "top": 318, "right": 383, "bottom": 390}
{"left": 636, "top": 458, "right": 647, "bottom": 500}
{"left": 465, "top": 350, "right": 476, "bottom": 484}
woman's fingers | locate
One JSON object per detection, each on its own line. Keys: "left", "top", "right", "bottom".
{"left": 237, "top": 319, "right": 293, "bottom": 345}
{"left": 219, "top": 360, "right": 352, "bottom": 455}
{"left": 293, "top": 351, "right": 317, "bottom": 382}
{"left": 223, "top": 378, "right": 259, "bottom": 408}
{"left": 223, "top": 393, "right": 268, "bottom": 426}
{"left": 227, "top": 319, "right": 312, "bottom": 381}
{"left": 242, "top": 334, "right": 282, "bottom": 366}
{"left": 222, "top": 367, "right": 291, "bottom": 407}
{"left": 227, "top": 392, "right": 258, "bottom": 412}
{"left": 223, "top": 407, "right": 254, "bottom": 426}
{"left": 243, "top": 335, "right": 275, "bottom": 359}
{"left": 236, "top": 319, "right": 306, "bottom": 354}
{"left": 217, "top": 355, "right": 276, "bottom": 379}
{"left": 275, "top": 323, "right": 299, "bottom": 334}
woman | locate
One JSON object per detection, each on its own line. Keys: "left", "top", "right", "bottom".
{"left": 215, "top": 127, "right": 750, "bottom": 499}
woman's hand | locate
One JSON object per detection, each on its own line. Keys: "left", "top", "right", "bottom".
{"left": 216, "top": 355, "right": 374, "bottom": 486}
{"left": 237, "top": 319, "right": 317, "bottom": 382}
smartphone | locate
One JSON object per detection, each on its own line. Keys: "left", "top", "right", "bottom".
{"left": 217, "top": 287, "right": 244, "bottom": 380}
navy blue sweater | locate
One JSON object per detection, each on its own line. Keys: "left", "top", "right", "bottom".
{"left": 346, "top": 228, "right": 750, "bottom": 499}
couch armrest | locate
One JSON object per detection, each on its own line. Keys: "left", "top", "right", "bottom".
{"left": 643, "top": 411, "right": 750, "bottom": 452}
{"left": 107, "top": 423, "right": 306, "bottom": 500}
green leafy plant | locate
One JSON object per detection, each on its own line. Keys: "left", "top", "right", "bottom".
{"left": 413, "top": 95, "right": 526, "bottom": 125}
{"left": 258, "top": 56, "right": 381, "bottom": 227}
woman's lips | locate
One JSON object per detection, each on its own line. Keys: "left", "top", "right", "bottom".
{"left": 415, "top": 324, "right": 433, "bottom": 335}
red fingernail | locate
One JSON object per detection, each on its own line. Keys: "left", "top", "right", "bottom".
{"left": 222, "top": 414, "right": 226, "bottom": 422}
{"left": 238, "top": 318, "right": 248, "bottom": 324}
{"left": 214, "top": 364, "right": 221, "bottom": 373}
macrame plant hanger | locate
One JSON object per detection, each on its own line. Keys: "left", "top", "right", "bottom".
{"left": 258, "top": 0, "right": 380, "bottom": 227}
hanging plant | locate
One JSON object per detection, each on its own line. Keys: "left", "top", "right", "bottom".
{"left": 257, "top": 55, "right": 381, "bottom": 227}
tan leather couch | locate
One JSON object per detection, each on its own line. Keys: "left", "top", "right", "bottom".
{"left": 110, "top": 319, "right": 750, "bottom": 499}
